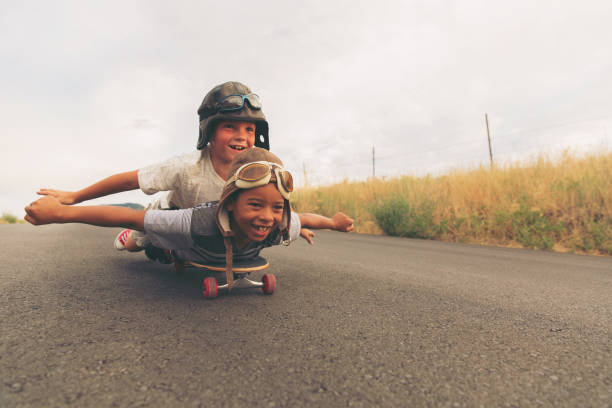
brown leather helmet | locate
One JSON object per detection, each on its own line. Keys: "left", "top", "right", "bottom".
{"left": 216, "top": 147, "right": 291, "bottom": 240}
{"left": 197, "top": 81, "right": 269, "bottom": 150}
{"left": 215, "top": 147, "right": 292, "bottom": 291}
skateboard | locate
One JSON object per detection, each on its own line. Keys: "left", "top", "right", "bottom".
{"left": 173, "top": 256, "right": 276, "bottom": 299}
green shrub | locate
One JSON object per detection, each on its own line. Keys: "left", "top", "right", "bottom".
{"left": 511, "top": 205, "right": 563, "bottom": 250}
{"left": 1, "top": 213, "right": 18, "bottom": 224}
{"left": 370, "top": 197, "right": 408, "bottom": 236}
{"left": 371, "top": 197, "right": 437, "bottom": 239}
{"left": 577, "top": 218, "right": 612, "bottom": 254}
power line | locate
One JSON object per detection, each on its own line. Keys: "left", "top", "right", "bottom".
{"left": 501, "top": 114, "right": 612, "bottom": 137}
{"left": 377, "top": 138, "right": 486, "bottom": 161}
{"left": 298, "top": 116, "right": 612, "bottom": 182}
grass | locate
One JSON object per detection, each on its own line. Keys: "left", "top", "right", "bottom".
{"left": 292, "top": 150, "right": 612, "bottom": 255}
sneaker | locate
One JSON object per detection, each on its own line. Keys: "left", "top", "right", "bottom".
{"left": 114, "top": 229, "right": 131, "bottom": 250}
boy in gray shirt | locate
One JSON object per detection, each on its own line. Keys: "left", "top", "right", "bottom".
{"left": 26, "top": 148, "right": 348, "bottom": 290}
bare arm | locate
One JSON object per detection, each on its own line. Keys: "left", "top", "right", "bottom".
{"left": 37, "top": 170, "right": 140, "bottom": 205}
{"left": 25, "top": 196, "right": 145, "bottom": 231}
{"left": 299, "top": 212, "right": 354, "bottom": 232}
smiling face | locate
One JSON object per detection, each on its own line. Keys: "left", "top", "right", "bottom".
{"left": 209, "top": 120, "right": 256, "bottom": 165}
{"left": 225, "top": 183, "right": 284, "bottom": 248}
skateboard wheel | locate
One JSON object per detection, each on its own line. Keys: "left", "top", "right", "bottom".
{"left": 262, "top": 274, "right": 276, "bottom": 295}
{"left": 202, "top": 277, "right": 218, "bottom": 299}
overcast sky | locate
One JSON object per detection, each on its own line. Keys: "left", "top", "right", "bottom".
{"left": 2, "top": 0, "right": 611, "bottom": 217}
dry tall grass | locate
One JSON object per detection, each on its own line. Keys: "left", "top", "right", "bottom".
{"left": 292, "top": 151, "right": 612, "bottom": 255}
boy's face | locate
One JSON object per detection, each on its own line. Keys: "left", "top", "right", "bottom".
{"left": 210, "top": 121, "right": 256, "bottom": 164}
{"left": 226, "top": 183, "right": 284, "bottom": 247}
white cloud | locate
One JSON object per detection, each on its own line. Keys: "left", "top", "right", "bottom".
{"left": 2, "top": 0, "right": 612, "bottom": 216}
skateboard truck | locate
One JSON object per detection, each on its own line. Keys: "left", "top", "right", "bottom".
{"left": 173, "top": 257, "right": 276, "bottom": 299}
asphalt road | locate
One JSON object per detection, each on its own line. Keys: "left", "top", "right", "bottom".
{"left": 1, "top": 224, "right": 611, "bottom": 407}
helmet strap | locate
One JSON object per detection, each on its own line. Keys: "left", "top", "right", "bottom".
{"left": 224, "top": 237, "right": 234, "bottom": 291}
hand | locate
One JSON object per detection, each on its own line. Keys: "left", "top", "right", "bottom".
{"left": 300, "top": 228, "right": 315, "bottom": 245}
{"left": 331, "top": 212, "right": 354, "bottom": 232}
{"left": 37, "top": 188, "right": 79, "bottom": 205}
{"left": 24, "top": 196, "right": 65, "bottom": 225}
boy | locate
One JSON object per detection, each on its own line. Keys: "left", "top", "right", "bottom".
{"left": 26, "top": 148, "right": 348, "bottom": 290}
{"left": 37, "top": 82, "right": 353, "bottom": 258}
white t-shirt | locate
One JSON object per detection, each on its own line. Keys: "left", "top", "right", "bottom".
{"left": 138, "top": 148, "right": 225, "bottom": 209}
{"left": 130, "top": 148, "right": 225, "bottom": 247}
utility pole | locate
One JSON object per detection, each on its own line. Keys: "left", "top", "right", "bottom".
{"left": 485, "top": 113, "right": 494, "bottom": 168}
{"left": 372, "top": 146, "right": 376, "bottom": 178}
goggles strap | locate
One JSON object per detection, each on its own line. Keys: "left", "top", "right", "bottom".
{"left": 273, "top": 167, "right": 291, "bottom": 200}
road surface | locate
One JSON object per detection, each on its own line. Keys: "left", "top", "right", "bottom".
{"left": 1, "top": 224, "right": 611, "bottom": 407}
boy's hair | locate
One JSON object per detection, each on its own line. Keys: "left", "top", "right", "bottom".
{"left": 197, "top": 81, "right": 269, "bottom": 151}
{"left": 215, "top": 147, "right": 292, "bottom": 290}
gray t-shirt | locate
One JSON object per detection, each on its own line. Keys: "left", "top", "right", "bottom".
{"left": 144, "top": 202, "right": 301, "bottom": 264}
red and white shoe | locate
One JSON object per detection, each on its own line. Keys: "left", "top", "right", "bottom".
{"left": 114, "top": 229, "right": 132, "bottom": 250}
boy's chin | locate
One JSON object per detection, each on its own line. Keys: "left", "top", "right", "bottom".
{"left": 249, "top": 236, "right": 267, "bottom": 242}
{"left": 248, "top": 231, "right": 271, "bottom": 241}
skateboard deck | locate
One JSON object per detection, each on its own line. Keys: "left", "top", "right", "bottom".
{"left": 183, "top": 256, "right": 269, "bottom": 273}
{"left": 173, "top": 256, "right": 275, "bottom": 299}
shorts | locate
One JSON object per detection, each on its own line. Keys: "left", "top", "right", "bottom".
{"left": 131, "top": 193, "right": 171, "bottom": 248}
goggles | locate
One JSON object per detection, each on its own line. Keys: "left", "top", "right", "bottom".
{"left": 227, "top": 161, "right": 293, "bottom": 200}
{"left": 216, "top": 93, "right": 262, "bottom": 113}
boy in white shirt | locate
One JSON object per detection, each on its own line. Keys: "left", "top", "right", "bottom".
{"left": 37, "top": 82, "right": 353, "bottom": 261}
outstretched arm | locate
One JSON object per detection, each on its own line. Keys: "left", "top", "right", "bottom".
{"left": 25, "top": 196, "right": 145, "bottom": 230}
{"left": 299, "top": 212, "right": 354, "bottom": 233}
{"left": 297, "top": 213, "right": 354, "bottom": 244}
{"left": 37, "top": 170, "right": 139, "bottom": 205}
